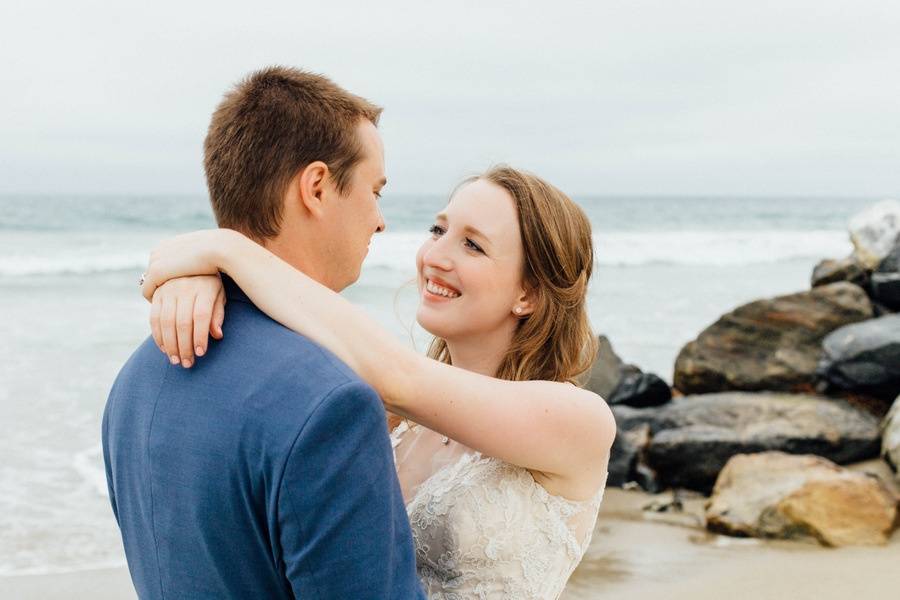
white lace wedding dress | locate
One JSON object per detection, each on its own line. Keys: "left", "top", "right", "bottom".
{"left": 391, "top": 421, "right": 607, "bottom": 600}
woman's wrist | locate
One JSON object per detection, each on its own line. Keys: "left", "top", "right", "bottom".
{"left": 213, "top": 228, "right": 249, "bottom": 276}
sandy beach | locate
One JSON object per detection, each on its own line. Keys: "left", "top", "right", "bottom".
{"left": 4, "top": 469, "right": 897, "bottom": 600}
{"left": 564, "top": 486, "right": 900, "bottom": 599}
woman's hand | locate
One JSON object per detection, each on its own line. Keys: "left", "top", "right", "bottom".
{"left": 150, "top": 275, "right": 226, "bottom": 367}
{"left": 141, "top": 229, "right": 243, "bottom": 302}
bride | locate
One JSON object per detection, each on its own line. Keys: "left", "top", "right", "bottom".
{"left": 142, "top": 166, "right": 615, "bottom": 599}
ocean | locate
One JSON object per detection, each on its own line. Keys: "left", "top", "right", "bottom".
{"left": 0, "top": 193, "right": 871, "bottom": 575}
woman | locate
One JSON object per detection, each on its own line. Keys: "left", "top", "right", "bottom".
{"left": 142, "top": 166, "right": 616, "bottom": 599}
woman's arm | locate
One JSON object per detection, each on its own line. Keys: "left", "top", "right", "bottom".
{"left": 144, "top": 229, "right": 615, "bottom": 491}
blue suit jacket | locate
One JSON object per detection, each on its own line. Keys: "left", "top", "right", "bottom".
{"left": 103, "top": 278, "right": 423, "bottom": 599}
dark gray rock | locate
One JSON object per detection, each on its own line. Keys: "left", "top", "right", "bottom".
{"left": 817, "top": 314, "right": 900, "bottom": 401}
{"left": 607, "top": 422, "right": 650, "bottom": 488}
{"left": 882, "top": 396, "right": 900, "bottom": 475}
{"left": 674, "top": 282, "right": 873, "bottom": 395}
{"left": 612, "top": 392, "right": 881, "bottom": 494}
{"left": 609, "top": 369, "right": 672, "bottom": 408}
{"left": 871, "top": 245, "right": 900, "bottom": 311}
{"left": 584, "top": 336, "right": 623, "bottom": 399}
{"left": 585, "top": 336, "right": 672, "bottom": 408}
{"left": 811, "top": 256, "right": 870, "bottom": 288}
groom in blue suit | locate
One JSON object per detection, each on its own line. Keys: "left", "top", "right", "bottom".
{"left": 103, "top": 67, "right": 423, "bottom": 599}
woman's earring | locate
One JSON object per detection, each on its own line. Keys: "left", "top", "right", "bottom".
{"left": 514, "top": 307, "right": 523, "bottom": 315}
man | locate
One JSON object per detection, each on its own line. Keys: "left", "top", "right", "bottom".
{"left": 103, "top": 67, "right": 423, "bottom": 599}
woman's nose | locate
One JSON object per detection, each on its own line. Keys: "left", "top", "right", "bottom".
{"left": 423, "top": 236, "right": 453, "bottom": 271}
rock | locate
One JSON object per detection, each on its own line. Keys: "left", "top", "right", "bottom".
{"left": 882, "top": 396, "right": 900, "bottom": 474}
{"left": 871, "top": 245, "right": 900, "bottom": 311}
{"left": 674, "top": 282, "right": 873, "bottom": 395}
{"left": 706, "top": 452, "right": 898, "bottom": 547}
{"left": 849, "top": 199, "right": 900, "bottom": 269}
{"left": 615, "top": 392, "right": 881, "bottom": 493}
{"left": 817, "top": 314, "right": 900, "bottom": 401}
{"left": 811, "top": 256, "right": 870, "bottom": 288}
{"left": 585, "top": 336, "right": 672, "bottom": 408}
{"left": 607, "top": 422, "right": 650, "bottom": 488}
{"left": 584, "top": 336, "right": 624, "bottom": 399}
{"left": 609, "top": 368, "right": 672, "bottom": 408}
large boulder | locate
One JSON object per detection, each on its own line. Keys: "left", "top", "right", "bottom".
{"left": 817, "top": 314, "right": 900, "bottom": 401}
{"left": 585, "top": 336, "right": 671, "bottom": 408}
{"left": 883, "top": 396, "right": 900, "bottom": 475}
{"left": 871, "top": 245, "right": 900, "bottom": 311}
{"left": 706, "top": 452, "right": 898, "bottom": 547}
{"left": 674, "top": 282, "right": 873, "bottom": 395}
{"left": 849, "top": 199, "right": 900, "bottom": 269}
{"left": 607, "top": 422, "right": 651, "bottom": 488}
{"left": 610, "top": 367, "right": 671, "bottom": 408}
{"left": 613, "top": 392, "right": 881, "bottom": 493}
{"left": 584, "top": 336, "right": 621, "bottom": 399}
{"left": 811, "top": 256, "right": 870, "bottom": 288}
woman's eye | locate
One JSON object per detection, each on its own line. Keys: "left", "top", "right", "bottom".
{"left": 429, "top": 224, "right": 446, "bottom": 236}
{"left": 464, "top": 238, "right": 484, "bottom": 253}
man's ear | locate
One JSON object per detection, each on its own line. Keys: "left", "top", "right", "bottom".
{"left": 294, "top": 161, "right": 330, "bottom": 219}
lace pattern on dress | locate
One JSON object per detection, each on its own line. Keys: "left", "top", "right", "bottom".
{"left": 391, "top": 423, "right": 606, "bottom": 600}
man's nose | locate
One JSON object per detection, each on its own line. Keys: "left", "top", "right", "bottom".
{"left": 374, "top": 206, "right": 386, "bottom": 233}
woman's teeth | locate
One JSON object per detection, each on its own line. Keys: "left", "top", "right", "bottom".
{"left": 426, "top": 280, "right": 460, "bottom": 298}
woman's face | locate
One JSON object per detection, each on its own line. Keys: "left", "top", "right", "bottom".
{"left": 415, "top": 179, "right": 528, "bottom": 342}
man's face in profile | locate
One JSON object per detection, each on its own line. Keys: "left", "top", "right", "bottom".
{"left": 319, "top": 119, "right": 387, "bottom": 291}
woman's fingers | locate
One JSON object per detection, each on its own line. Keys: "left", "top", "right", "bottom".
{"left": 175, "top": 293, "right": 196, "bottom": 367}
{"left": 149, "top": 292, "right": 164, "bottom": 351}
{"left": 193, "top": 287, "right": 217, "bottom": 357}
{"left": 159, "top": 294, "right": 180, "bottom": 365}
{"left": 211, "top": 288, "right": 226, "bottom": 340}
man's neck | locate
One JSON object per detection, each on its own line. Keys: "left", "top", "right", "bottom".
{"left": 261, "top": 234, "right": 333, "bottom": 291}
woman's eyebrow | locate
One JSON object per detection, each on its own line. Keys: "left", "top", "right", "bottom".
{"left": 435, "top": 213, "right": 492, "bottom": 247}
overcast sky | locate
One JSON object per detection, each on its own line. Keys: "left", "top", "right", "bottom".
{"left": 2, "top": 1, "right": 898, "bottom": 196}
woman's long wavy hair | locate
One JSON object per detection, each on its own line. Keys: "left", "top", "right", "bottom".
{"left": 426, "top": 166, "right": 597, "bottom": 384}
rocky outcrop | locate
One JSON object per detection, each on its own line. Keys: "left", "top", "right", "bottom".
{"left": 585, "top": 336, "right": 671, "bottom": 408}
{"left": 706, "top": 452, "right": 898, "bottom": 547}
{"left": 611, "top": 392, "right": 881, "bottom": 493}
{"left": 811, "top": 256, "right": 870, "bottom": 288}
{"left": 883, "top": 396, "right": 900, "bottom": 476}
{"left": 817, "top": 314, "right": 900, "bottom": 401}
{"left": 849, "top": 199, "right": 900, "bottom": 269}
{"left": 608, "top": 422, "right": 651, "bottom": 488}
{"left": 673, "top": 282, "right": 873, "bottom": 395}
{"left": 871, "top": 245, "right": 900, "bottom": 311}
{"left": 584, "top": 336, "right": 621, "bottom": 399}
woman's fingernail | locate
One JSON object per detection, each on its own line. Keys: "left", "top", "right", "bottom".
{"left": 181, "top": 358, "right": 192, "bottom": 368}
{"left": 169, "top": 355, "right": 179, "bottom": 365}
{"left": 195, "top": 346, "right": 204, "bottom": 357}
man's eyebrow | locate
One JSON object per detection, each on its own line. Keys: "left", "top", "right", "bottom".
{"left": 434, "top": 212, "right": 492, "bottom": 245}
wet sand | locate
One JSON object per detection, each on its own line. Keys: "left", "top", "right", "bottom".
{"left": 0, "top": 566, "right": 135, "bottom": 599}
{"left": 3, "top": 468, "right": 897, "bottom": 600}
{"left": 565, "top": 476, "right": 900, "bottom": 599}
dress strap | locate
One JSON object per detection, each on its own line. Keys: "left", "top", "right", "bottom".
{"left": 390, "top": 419, "right": 411, "bottom": 452}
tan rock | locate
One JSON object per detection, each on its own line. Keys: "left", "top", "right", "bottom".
{"left": 706, "top": 452, "right": 898, "bottom": 547}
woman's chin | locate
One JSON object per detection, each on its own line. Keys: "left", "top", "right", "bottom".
{"left": 415, "top": 309, "right": 454, "bottom": 340}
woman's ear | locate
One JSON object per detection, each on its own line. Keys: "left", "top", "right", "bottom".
{"left": 512, "top": 286, "right": 536, "bottom": 317}
{"left": 293, "top": 161, "right": 329, "bottom": 218}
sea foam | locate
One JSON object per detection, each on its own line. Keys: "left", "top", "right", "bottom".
{"left": 0, "top": 230, "right": 853, "bottom": 278}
